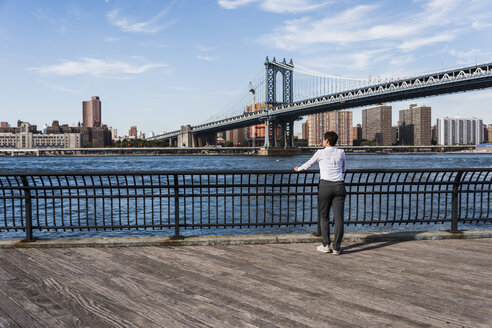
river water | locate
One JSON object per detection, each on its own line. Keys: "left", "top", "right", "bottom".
{"left": 0, "top": 153, "right": 491, "bottom": 239}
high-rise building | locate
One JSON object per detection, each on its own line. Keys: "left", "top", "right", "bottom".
{"left": 246, "top": 103, "right": 266, "bottom": 146}
{"left": 82, "top": 96, "right": 101, "bottom": 128}
{"left": 307, "top": 110, "right": 353, "bottom": 146}
{"left": 486, "top": 124, "right": 492, "bottom": 142}
{"left": 0, "top": 122, "right": 8, "bottom": 129}
{"left": 129, "top": 126, "right": 137, "bottom": 138}
{"left": 362, "top": 105, "right": 393, "bottom": 146}
{"left": 352, "top": 124, "right": 362, "bottom": 144}
{"left": 398, "top": 104, "right": 431, "bottom": 145}
{"left": 437, "top": 117, "right": 484, "bottom": 145}
{"left": 225, "top": 128, "right": 246, "bottom": 146}
{"left": 431, "top": 124, "right": 437, "bottom": 143}
{"left": 302, "top": 120, "right": 309, "bottom": 140}
{"left": 308, "top": 112, "right": 326, "bottom": 146}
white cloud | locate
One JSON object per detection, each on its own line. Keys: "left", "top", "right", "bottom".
{"left": 398, "top": 33, "right": 456, "bottom": 51}
{"left": 472, "top": 20, "right": 492, "bottom": 30}
{"left": 197, "top": 45, "right": 215, "bottom": 52}
{"left": 258, "top": 0, "right": 490, "bottom": 51}
{"left": 27, "top": 58, "right": 168, "bottom": 77}
{"left": 218, "top": 0, "right": 329, "bottom": 13}
{"left": 260, "top": 0, "right": 329, "bottom": 13}
{"left": 197, "top": 55, "right": 214, "bottom": 62}
{"left": 218, "top": 0, "right": 257, "bottom": 9}
{"left": 39, "top": 81, "right": 83, "bottom": 94}
{"left": 106, "top": 3, "right": 178, "bottom": 33}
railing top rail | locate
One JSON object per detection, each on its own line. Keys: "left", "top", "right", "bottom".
{"left": 0, "top": 168, "right": 490, "bottom": 176}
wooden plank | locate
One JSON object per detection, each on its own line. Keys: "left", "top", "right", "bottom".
{"left": 135, "top": 246, "right": 414, "bottom": 328}
{"left": 73, "top": 247, "right": 289, "bottom": 328}
{"left": 0, "top": 239, "right": 490, "bottom": 328}
{"left": 0, "top": 249, "right": 152, "bottom": 328}
{"left": 18, "top": 247, "right": 186, "bottom": 328}
{"left": 29, "top": 246, "right": 259, "bottom": 328}
{"left": 179, "top": 242, "right": 490, "bottom": 326}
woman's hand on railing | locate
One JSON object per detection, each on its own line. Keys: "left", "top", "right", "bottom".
{"left": 294, "top": 166, "right": 299, "bottom": 172}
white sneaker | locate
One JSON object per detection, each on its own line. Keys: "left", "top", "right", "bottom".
{"left": 317, "top": 245, "right": 331, "bottom": 253}
{"left": 332, "top": 248, "right": 341, "bottom": 255}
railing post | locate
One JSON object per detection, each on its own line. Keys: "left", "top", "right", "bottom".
{"left": 451, "top": 171, "right": 463, "bottom": 233}
{"left": 21, "top": 176, "right": 36, "bottom": 242}
{"left": 172, "top": 174, "right": 182, "bottom": 239}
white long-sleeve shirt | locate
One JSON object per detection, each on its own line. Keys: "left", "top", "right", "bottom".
{"left": 297, "top": 147, "right": 346, "bottom": 181}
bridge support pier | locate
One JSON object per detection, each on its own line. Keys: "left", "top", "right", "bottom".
{"left": 177, "top": 125, "right": 194, "bottom": 148}
{"left": 195, "top": 134, "right": 217, "bottom": 147}
{"left": 258, "top": 119, "right": 299, "bottom": 156}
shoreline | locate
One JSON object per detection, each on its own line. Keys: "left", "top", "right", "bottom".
{"left": 0, "top": 150, "right": 490, "bottom": 157}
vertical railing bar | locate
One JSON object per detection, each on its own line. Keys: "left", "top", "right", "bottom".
{"left": 191, "top": 174, "right": 195, "bottom": 229}
{"left": 20, "top": 176, "right": 34, "bottom": 241}
{"left": 400, "top": 173, "right": 407, "bottom": 224}
{"left": 231, "top": 174, "right": 235, "bottom": 228}
{"left": 246, "top": 174, "right": 251, "bottom": 228}
{"left": 286, "top": 173, "right": 291, "bottom": 225}
{"left": 166, "top": 175, "right": 171, "bottom": 227}
{"left": 422, "top": 172, "right": 431, "bottom": 223}
{"left": 117, "top": 175, "right": 122, "bottom": 229}
{"left": 355, "top": 172, "right": 362, "bottom": 223}
{"left": 294, "top": 173, "right": 299, "bottom": 227}
{"left": 49, "top": 176, "right": 57, "bottom": 231}
{"left": 88, "top": 176, "right": 96, "bottom": 231}
{"left": 310, "top": 173, "right": 314, "bottom": 227}
{"left": 416, "top": 172, "right": 424, "bottom": 224}
{"left": 207, "top": 174, "right": 211, "bottom": 229}
{"left": 108, "top": 175, "right": 114, "bottom": 231}
{"left": 173, "top": 173, "right": 180, "bottom": 238}
{"left": 73, "top": 176, "right": 81, "bottom": 230}
{"left": 141, "top": 174, "right": 146, "bottom": 230}
{"left": 302, "top": 173, "right": 307, "bottom": 226}
{"left": 55, "top": 176, "right": 65, "bottom": 231}
{"left": 240, "top": 174, "right": 243, "bottom": 229}
{"left": 378, "top": 173, "right": 384, "bottom": 225}
{"left": 64, "top": 176, "right": 73, "bottom": 231}
{"left": 223, "top": 173, "right": 227, "bottom": 229}
{"left": 347, "top": 172, "right": 354, "bottom": 224}
{"left": 199, "top": 174, "right": 203, "bottom": 228}
{"left": 150, "top": 174, "right": 155, "bottom": 230}
{"left": 124, "top": 175, "right": 130, "bottom": 230}
{"left": 97, "top": 175, "right": 106, "bottom": 231}
{"left": 157, "top": 174, "right": 162, "bottom": 229}
{"left": 451, "top": 171, "right": 463, "bottom": 232}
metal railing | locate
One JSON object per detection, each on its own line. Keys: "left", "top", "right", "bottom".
{"left": 0, "top": 169, "right": 490, "bottom": 241}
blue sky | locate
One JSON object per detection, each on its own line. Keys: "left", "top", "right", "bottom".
{"left": 1, "top": 0, "right": 492, "bottom": 136}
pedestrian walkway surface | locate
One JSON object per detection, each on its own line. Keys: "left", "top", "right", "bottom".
{"left": 0, "top": 238, "right": 490, "bottom": 327}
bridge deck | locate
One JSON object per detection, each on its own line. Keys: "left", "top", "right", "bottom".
{"left": 0, "top": 239, "right": 490, "bottom": 327}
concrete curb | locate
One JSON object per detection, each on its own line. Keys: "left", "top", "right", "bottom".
{"left": 0, "top": 230, "right": 491, "bottom": 248}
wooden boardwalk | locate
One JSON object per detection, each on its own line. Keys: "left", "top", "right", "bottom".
{"left": 0, "top": 238, "right": 490, "bottom": 327}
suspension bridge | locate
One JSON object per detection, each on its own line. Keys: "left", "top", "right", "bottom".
{"left": 149, "top": 57, "right": 492, "bottom": 149}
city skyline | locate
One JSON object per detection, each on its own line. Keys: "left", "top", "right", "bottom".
{"left": 1, "top": 0, "right": 492, "bottom": 136}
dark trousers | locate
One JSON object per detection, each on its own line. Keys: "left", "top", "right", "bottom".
{"left": 318, "top": 180, "right": 346, "bottom": 250}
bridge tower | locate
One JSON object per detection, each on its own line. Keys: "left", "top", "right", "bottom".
{"left": 265, "top": 57, "right": 293, "bottom": 106}
{"left": 263, "top": 57, "right": 297, "bottom": 151}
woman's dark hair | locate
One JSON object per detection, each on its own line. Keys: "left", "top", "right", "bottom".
{"left": 324, "top": 131, "right": 338, "bottom": 146}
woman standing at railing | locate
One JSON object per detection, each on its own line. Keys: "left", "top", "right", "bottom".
{"left": 294, "top": 131, "right": 347, "bottom": 255}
